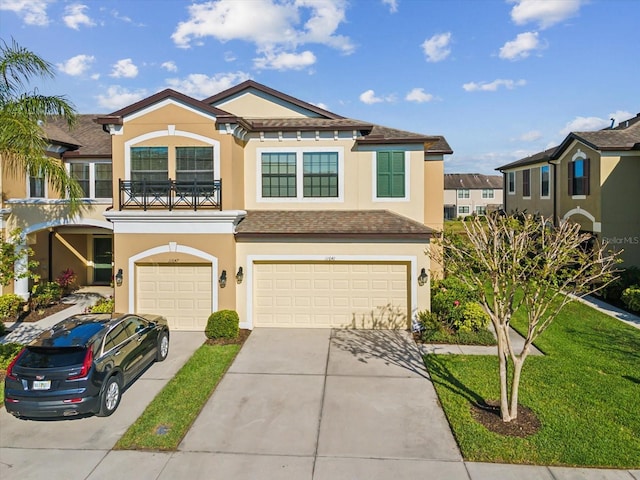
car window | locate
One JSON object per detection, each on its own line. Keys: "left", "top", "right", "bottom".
{"left": 125, "top": 317, "right": 148, "bottom": 336}
{"left": 103, "top": 323, "right": 130, "bottom": 352}
{"left": 18, "top": 347, "right": 87, "bottom": 368}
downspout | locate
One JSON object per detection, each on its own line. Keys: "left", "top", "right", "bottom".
{"left": 48, "top": 229, "right": 54, "bottom": 282}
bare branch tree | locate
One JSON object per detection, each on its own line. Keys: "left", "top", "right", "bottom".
{"left": 434, "top": 214, "right": 620, "bottom": 422}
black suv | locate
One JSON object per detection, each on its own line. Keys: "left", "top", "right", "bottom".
{"left": 4, "top": 313, "right": 170, "bottom": 418}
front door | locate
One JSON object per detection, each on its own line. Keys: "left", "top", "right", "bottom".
{"left": 93, "top": 237, "right": 113, "bottom": 284}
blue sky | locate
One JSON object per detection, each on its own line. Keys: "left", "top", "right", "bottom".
{"left": 1, "top": 0, "right": 638, "bottom": 174}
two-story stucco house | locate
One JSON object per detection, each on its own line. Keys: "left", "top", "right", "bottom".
{"left": 1, "top": 80, "right": 452, "bottom": 331}
{"left": 443, "top": 173, "right": 503, "bottom": 219}
{"left": 497, "top": 112, "right": 640, "bottom": 267}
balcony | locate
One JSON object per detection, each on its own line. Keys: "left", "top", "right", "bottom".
{"left": 118, "top": 179, "right": 222, "bottom": 211}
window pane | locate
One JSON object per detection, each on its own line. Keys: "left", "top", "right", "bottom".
{"left": 29, "top": 176, "right": 45, "bottom": 198}
{"left": 95, "top": 164, "right": 112, "bottom": 198}
{"left": 176, "top": 147, "right": 214, "bottom": 182}
{"left": 70, "top": 163, "right": 90, "bottom": 197}
{"left": 131, "top": 147, "right": 168, "bottom": 181}
{"left": 303, "top": 152, "right": 338, "bottom": 197}
{"left": 262, "top": 153, "right": 296, "bottom": 197}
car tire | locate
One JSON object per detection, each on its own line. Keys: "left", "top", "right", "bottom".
{"left": 156, "top": 332, "right": 169, "bottom": 362}
{"left": 97, "top": 375, "right": 121, "bottom": 417}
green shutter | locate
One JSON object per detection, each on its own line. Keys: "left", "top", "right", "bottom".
{"left": 377, "top": 151, "right": 405, "bottom": 197}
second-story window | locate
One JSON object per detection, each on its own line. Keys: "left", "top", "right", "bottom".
{"left": 28, "top": 171, "right": 45, "bottom": 198}
{"left": 457, "top": 189, "right": 470, "bottom": 199}
{"left": 540, "top": 165, "right": 550, "bottom": 198}
{"left": 482, "top": 189, "right": 494, "bottom": 199}
{"left": 262, "top": 152, "right": 296, "bottom": 197}
{"left": 69, "top": 162, "right": 113, "bottom": 199}
{"left": 70, "top": 163, "right": 90, "bottom": 196}
{"left": 522, "top": 169, "right": 531, "bottom": 197}
{"left": 131, "top": 147, "right": 168, "bottom": 182}
{"left": 569, "top": 157, "right": 589, "bottom": 196}
{"left": 507, "top": 171, "right": 515, "bottom": 194}
{"left": 303, "top": 152, "right": 338, "bottom": 198}
{"left": 176, "top": 147, "right": 214, "bottom": 182}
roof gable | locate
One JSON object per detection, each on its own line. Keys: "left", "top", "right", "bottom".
{"left": 203, "top": 80, "right": 344, "bottom": 120}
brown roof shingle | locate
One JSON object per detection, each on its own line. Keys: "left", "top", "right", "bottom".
{"left": 444, "top": 174, "right": 503, "bottom": 189}
{"left": 235, "top": 210, "right": 435, "bottom": 240}
{"left": 45, "top": 114, "right": 112, "bottom": 157}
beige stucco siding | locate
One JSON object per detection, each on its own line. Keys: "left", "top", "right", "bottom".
{"left": 212, "top": 91, "right": 311, "bottom": 118}
{"left": 424, "top": 160, "right": 444, "bottom": 230}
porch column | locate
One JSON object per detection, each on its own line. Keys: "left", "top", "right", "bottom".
{"left": 14, "top": 241, "right": 30, "bottom": 300}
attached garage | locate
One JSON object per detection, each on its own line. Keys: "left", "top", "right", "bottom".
{"left": 136, "top": 263, "right": 213, "bottom": 331}
{"left": 253, "top": 261, "right": 410, "bottom": 329}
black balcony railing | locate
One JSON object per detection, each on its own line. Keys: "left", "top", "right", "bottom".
{"left": 118, "top": 179, "right": 222, "bottom": 211}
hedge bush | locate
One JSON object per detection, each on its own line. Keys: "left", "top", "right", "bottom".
{"left": 205, "top": 310, "right": 239, "bottom": 340}
{"left": 621, "top": 285, "right": 640, "bottom": 313}
{"left": 600, "top": 266, "right": 640, "bottom": 304}
{"left": 0, "top": 343, "right": 23, "bottom": 370}
{"left": 0, "top": 293, "right": 24, "bottom": 321}
{"left": 89, "top": 296, "right": 114, "bottom": 313}
{"left": 454, "top": 302, "right": 490, "bottom": 333}
{"left": 30, "top": 282, "right": 63, "bottom": 310}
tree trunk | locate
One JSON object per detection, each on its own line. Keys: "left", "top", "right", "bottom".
{"left": 509, "top": 357, "right": 524, "bottom": 420}
{"left": 496, "top": 325, "right": 511, "bottom": 421}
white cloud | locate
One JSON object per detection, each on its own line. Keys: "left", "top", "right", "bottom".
{"left": 499, "top": 31, "right": 541, "bottom": 60}
{"left": 224, "top": 51, "right": 237, "bottom": 62}
{"left": 172, "top": 0, "right": 353, "bottom": 58}
{"left": 462, "top": 79, "right": 526, "bottom": 92}
{"left": 0, "top": 0, "right": 52, "bottom": 26}
{"left": 560, "top": 110, "right": 633, "bottom": 135}
{"left": 161, "top": 61, "right": 178, "bottom": 72}
{"left": 254, "top": 49, "right": 316, "bottom": 70}
{"left": 509, "top": 0, "right": 584, "bottom": 29}
{"left": 110, "top": 58, "right": 139, "bottom": 78}
{"left": 63, "top": 4, "right": 95, "bottom": 30}
{"left": 421, "top": 32, "right": 452, "bottom": 62}
{"left": 518, "top": 130, "right": 542, "bottom": 142}
{"left": 56, "top": 54, "right": 95, "bottom": 76}
{"left": 405, "top": 88, "right": 434, "bottom": 103}
{"left": 382, "top": 0, "right": 398, "bottom": 13}
{"left": 96, "top": 86, "right": 148, "bottom": 110}
{"left": 359, "top": 89, "right": 384, "bottom": 105}
{"left": 165, "top": 71, "right": 251, "bottom": 98}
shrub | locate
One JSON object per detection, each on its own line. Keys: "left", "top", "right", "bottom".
{"left": 0, "top": 343, "right": 24, "bottom": 370}
{"left": 417, "top": 310, "right": 445, "bottom": 337}
{"left": 90, "top": 296, "right": 114, "bottom": 313}
{"left": 600, "top": 266, "right": 640, "bottom": 304}
{"left": 453, "top": 302, "right": 490, "bottom": 333}
{"left": 621, "top": 285, "right": 640, "bottom": 313}
{"left": 0, "top": 293, "right": 24, "bottom": 321}
{"left": 56, "top": 268, "right": 77, "bottom": 293}
{"left": 30, "top": 281, "right": 63, "bottom": 310}
{"left": 205, "top": 310, "right": 239, "bottom": 340}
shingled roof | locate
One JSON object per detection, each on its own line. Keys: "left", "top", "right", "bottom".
{"left": 235, "top": 210, "right": 435, "bottom": 240}
{"left": 44, "top": 114, "right": 112, "bottom": 157}
{"left": 497, "top": 113, "right": 640, "bottom": 171}
{"left": 444, "top": 173, "right": 503, "bottom": 189}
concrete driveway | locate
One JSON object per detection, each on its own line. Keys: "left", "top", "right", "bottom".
{"left": 0, "top": 332, "right": 203, "bottom": 477}
{"left": 169, "top": 328, "right": 465, "bottom": 479}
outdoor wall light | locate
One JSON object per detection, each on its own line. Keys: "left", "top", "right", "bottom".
{"left": 115, "top": 268, "right": 123, "bottom": 287}
{"left": 418, "top": 268, "right": 428, "bottom": 287}
{"left": 219, "top": 270, "right": 227, "bottom": 288}
{"left": 236, "top": 267, "right": 244, "bottom": 284}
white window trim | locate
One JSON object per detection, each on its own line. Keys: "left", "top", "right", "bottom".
{"left": 540, "top": 165, "right": 551, "bottom": 199}
{"left": 26, "top": 172, "right": 47, "bottom": 199}
{"left": 482, "top": 189, "right": 494, "bottom": 199}
{"left": 457, "top": 189, "right": 470, "bottom": 199}
{"left": 507, "top": 171, "right": 516, "bottom": 195}
{"left": 66, "top": 160, "right": 112, "bottom": 199}
{"left": 458, "top": 205, "right": 470, "bottom": 214}
{"left": 256, "top": 146, "right": 345, "bottom": 203}
{"left": 124, "top": 129, "right": 221, "bottom": 181}
{"left": 372, "top": 150, "right": 410, "bottom": 202}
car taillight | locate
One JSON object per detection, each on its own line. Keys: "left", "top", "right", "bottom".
{"left": 68, "top": 348, "right": 93, "bottom": 380}
{"left": 6, "top": 348, "right": 26, "bottom": 381}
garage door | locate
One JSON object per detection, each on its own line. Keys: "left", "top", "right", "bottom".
{"left": 254, "top": 262, "right": 409, "bottom": 328}
{"left": 136, "top": 264, "right": 212, "bottom": 331}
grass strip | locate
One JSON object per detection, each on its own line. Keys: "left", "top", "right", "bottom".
{"left": 424, "top": 300, "right": 640, "bottom": 468}
{"left": 116, "top": 343, "right": 240, "bottom": 450}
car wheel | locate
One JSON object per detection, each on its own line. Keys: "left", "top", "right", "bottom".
{"left": 156, "top": 332, "right": 169, "bottom": 362}
{"left": 97, "top": 375, "right": 121, "bottom": 417}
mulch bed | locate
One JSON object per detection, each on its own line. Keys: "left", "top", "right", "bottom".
{"left": 471, "top": 400, "right": 541, "bottom": 437}
{"left": 204, "top": 328, "right": 251, "bottom": 346}
{"left": 16, "top": 302, "right": 76, "bottom": 323}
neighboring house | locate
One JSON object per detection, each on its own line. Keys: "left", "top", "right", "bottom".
{"left": 1, "top": 80, "right": 452, "bottom": 331}
{"left": 443, "top": 173, "right": 503, "bottom": 219}
{"left": 497, "top": 112, "right": 640, "bottom": 267}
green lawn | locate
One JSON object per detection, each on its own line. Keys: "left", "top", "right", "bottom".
{"left": 424, "top": 300, "right": 640, "bottom": 468}
{"left": 116, "top": 343, "right": 240, "bottom": 450}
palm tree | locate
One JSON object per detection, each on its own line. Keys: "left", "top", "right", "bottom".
{"left": 0, "top": 38, "right": 83, "bottom": 213}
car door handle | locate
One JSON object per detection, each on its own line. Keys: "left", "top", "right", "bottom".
{"left": 137, "top": 336, "right": 144, "bottom": 342}
{"left": 115, "top": 350, "right": 122, "bottom": 356}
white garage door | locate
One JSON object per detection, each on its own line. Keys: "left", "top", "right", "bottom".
{"left": 254, "top": 262, "right": 409, "bottom": 328}
{"left": 136, "top": 264, "right": 212, "bottom": 331}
